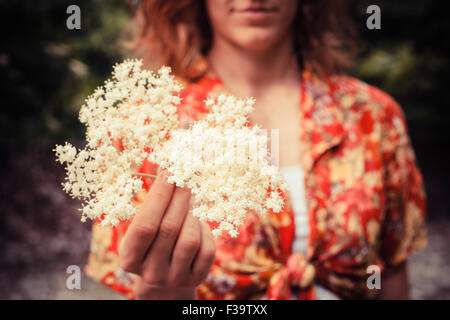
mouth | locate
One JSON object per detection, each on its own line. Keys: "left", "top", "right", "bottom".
{"left": 232, "top": 6, "right": 278, "bottom": 24}
{"left": 233, "top": 4, "right": 278, "bottom": 15}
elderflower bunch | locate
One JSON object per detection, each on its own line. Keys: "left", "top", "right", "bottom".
{"left": 55, "top": 59, "right": 180, "bottom": 226}
{"left": 55, "top": 59, "right": 287, "bottom": 237}
{"left": 156, "top": 95, "right": 287, "bottom": 237}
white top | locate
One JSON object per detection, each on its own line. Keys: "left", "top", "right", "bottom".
{"left": 279, "top": 165, "right": 309, "bottom": 255}
{"left": 279, "top": 165, "right": 340, "bottom": 300}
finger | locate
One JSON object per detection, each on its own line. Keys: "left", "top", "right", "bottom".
{"left": 166, "top": 213, "right": 201, "bottom": 286}
{"left": 148, "top": 187, "right": 191, "bottom": 259}
{"left": 140, "top": 187, "right": 191, "bottom": 284}
{"left": 190, "top": 222, "right": 216, "bottom": 286}
{"left": 119, "top": 170, "right": 174, "bottom": 273}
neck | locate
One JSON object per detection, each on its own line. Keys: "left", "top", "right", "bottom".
{"left": 206, "top": 34, "right": 300, "bottom": 98}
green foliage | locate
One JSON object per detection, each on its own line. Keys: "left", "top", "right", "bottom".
{"left": 0, "top": 0, "right": 129, "bottom": 145}
{"left": 350, "top": 0, "right": 450, "bottom": 141}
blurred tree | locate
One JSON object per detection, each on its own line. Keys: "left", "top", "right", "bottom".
{"left": 0, "top": 0, "right": 129, "bottom": 145}
{"left": 350, "top": 0, "right": 450, "bottom": 143}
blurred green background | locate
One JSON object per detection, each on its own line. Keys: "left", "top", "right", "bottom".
{"left": 0, "top": 0, "right": 449, "bottom": 299}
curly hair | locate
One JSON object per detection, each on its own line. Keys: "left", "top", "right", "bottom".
{"left": 126, "top": 0, "right": 358, "bottom": 81}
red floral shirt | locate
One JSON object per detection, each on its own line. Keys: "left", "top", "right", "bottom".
{"left": 85, "top": 68, "right": 427, "bottom": 300}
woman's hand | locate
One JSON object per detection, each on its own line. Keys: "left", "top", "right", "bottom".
{"left": 118, "top": 170, "right": 216, "bottom": 300}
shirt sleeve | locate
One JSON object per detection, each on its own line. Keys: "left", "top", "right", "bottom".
{"left": 377, "top": 94, "right": 427, "bottom": 271}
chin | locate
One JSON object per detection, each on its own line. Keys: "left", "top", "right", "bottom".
{"left": 232, "top": 28, "right": 282, "bottom": 52}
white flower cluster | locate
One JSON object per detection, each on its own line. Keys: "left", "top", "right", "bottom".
{"left": 55, "top": 59, "right": 287, "bottom": 237}
{"left": 157, "top": 96, "right": 287, "bottom": 237}
{"left": 55, "top": 60, "right": 180, "bottom": 226}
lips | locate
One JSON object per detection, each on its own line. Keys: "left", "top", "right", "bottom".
{"left": 232, "top": 5, "right": 278, "bottom": 23}
{"left": 239, "top": 7, "right": 277, "bottom": 13}
{"left": 235, "top": 6, "right": 277, "bottom": 13}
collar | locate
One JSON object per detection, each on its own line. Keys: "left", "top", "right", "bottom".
{"left": 298, "top": 69, "right": 346, "bottom": 172}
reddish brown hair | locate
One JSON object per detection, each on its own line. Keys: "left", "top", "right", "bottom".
{"left": 126, "top": 0, "right": 358, "bottom": 81}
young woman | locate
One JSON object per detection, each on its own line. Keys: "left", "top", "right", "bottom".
{"left": 85, "top": 0, "right": 427, "bottom": 300}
